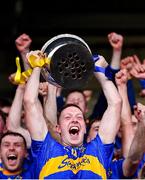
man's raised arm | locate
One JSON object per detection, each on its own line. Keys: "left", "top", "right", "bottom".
{"left": 23, "top": 51, "right": 48, "bottom": 141}
{"left": 94, "top": 55, "right": 122, "bottom": 144}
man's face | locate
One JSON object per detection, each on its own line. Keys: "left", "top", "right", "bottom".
{"left": 57, "top": 106, "right": 86, "bottom": 147}
{"left": 87, "top": 121, "right": 100, "bottom": 143}
{"left": 66, "top": 92, "right": 86, "bottom": 113}
{"left": 0, "top": 135, "right": 27, "bottom": 172}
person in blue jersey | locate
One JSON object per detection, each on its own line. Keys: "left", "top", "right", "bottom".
{"left": 86, "top": 68, "right": 145, "bottom": 179}
{"left": 23, "top": 50, "right": 122, "bottom": 179}
{"left": 122, "top": 102, "right": 145, "bottom": 179}
{"left": 0, "top": 131, "right": 34, "bottom": 179}
{"left": 108, "top": 69, "right": 145, "bottom": 179}
{"left": 86, "top": 103, "right": 142, "bottom": 179}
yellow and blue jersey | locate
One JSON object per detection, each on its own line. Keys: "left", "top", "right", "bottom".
{"left": 108, "top": 159, "right": 125, "bottom": 179}
{"left": 31, "top": 132, "right": 114, "bottom": 179}
{"left": 0, "top": 156, "right": 34, "bottom": 179}
{"left": 108, "top": 158, "right": 138, "bottom": 179}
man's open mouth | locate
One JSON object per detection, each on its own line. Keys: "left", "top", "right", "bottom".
{"left": 69, "top": 126, "right": 80, "bottom": 135}
{"left": 7, "top": 154, "right": 18, "bottom": 165}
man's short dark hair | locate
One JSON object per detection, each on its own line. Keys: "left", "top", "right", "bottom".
{"left": 57, "top": 103, "right": 86, "bottom": 124}
{"left": 0, "top": 131, "right": 27, "bottom": 149}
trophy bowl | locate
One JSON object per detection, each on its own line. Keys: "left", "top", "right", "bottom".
{"left": 41, "top": 34, "right": 94, "bottom": 89}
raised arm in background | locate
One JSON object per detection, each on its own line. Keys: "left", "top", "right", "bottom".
{"left": 108, "top": 32, "right": 123, "bottom": 69}
{"left": 123, "top": 102, "right": 145, "bottom": 177}
{"left": 6, "top": 84, "right": 31, "bottom": 148}
{"left": 39, "top": 82, "right": 61, "bottom": 142}
{"left": 15, "top": 33, "right": 32, "bottom": 70}
{"left": 115, "top": 69, "right": 135, "bottom": 157}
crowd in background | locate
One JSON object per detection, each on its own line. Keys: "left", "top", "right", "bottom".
{"left": 1, "top": 32, "right": 145, "bottom": 179}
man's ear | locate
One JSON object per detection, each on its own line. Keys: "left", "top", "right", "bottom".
{"left": 56, "top": 124, "right": 61, "bottom": 134}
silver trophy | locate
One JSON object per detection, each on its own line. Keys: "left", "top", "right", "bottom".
{"left": 41, "top": 34, "right": 94, "bottom": 89}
